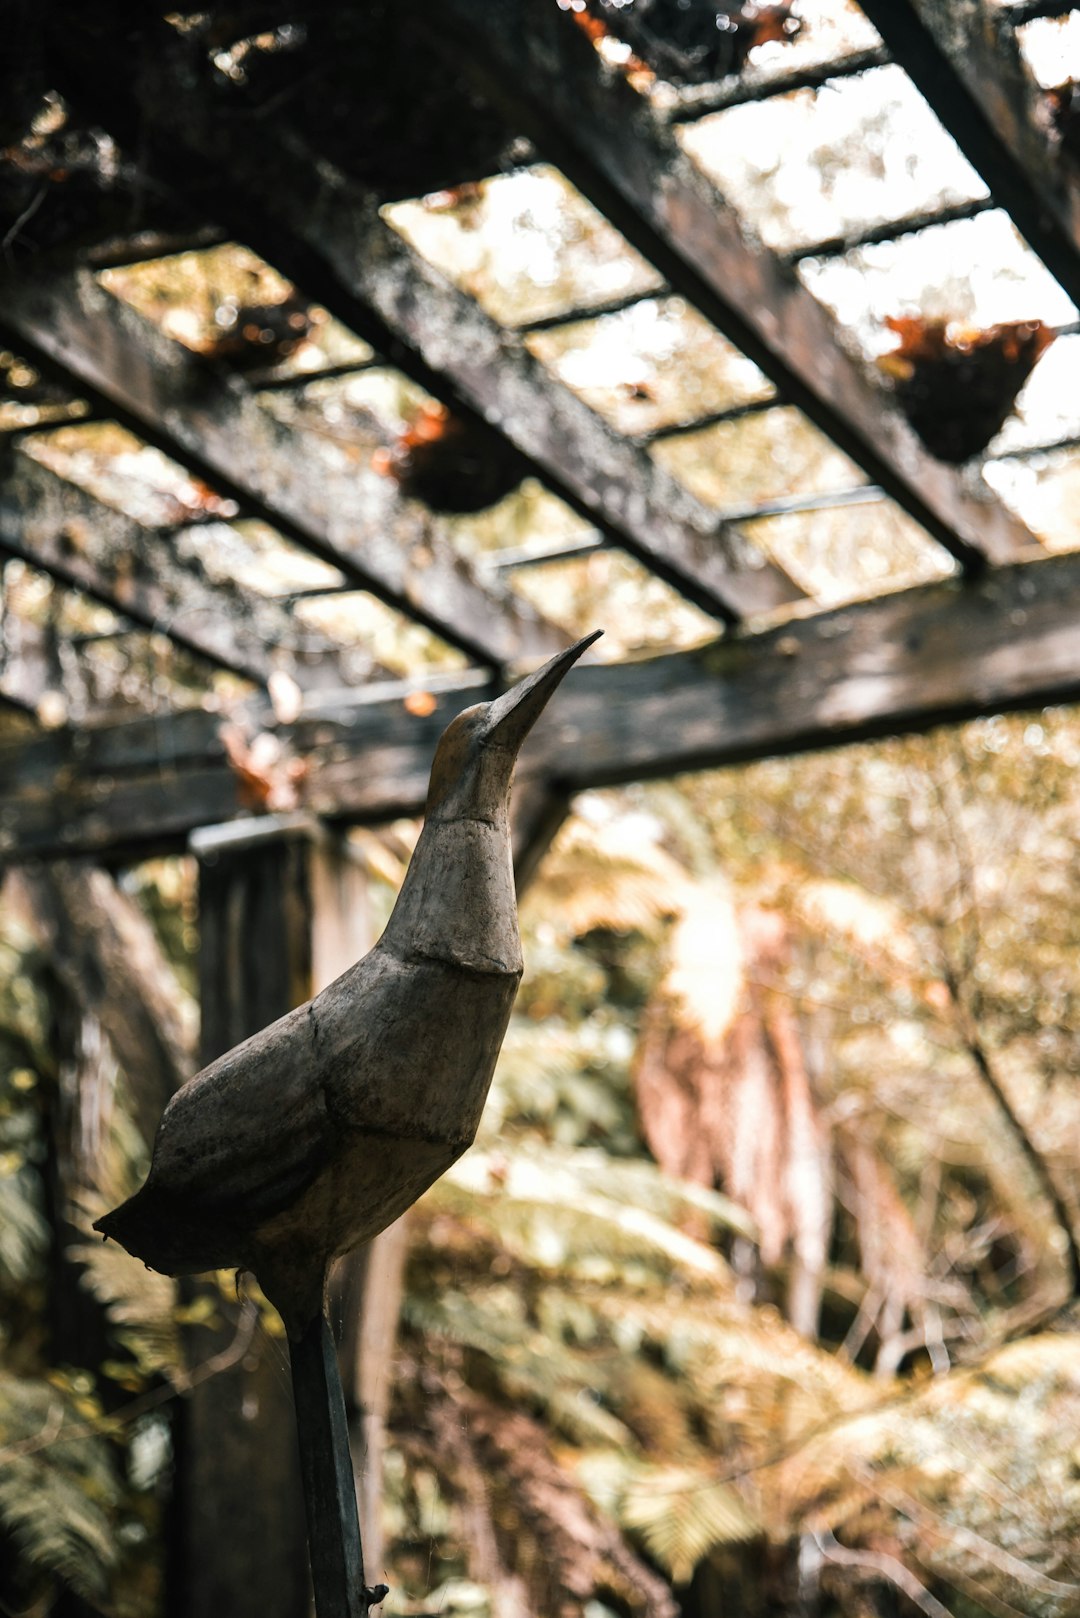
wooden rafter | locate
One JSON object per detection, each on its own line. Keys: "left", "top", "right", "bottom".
{"left": 0, "top": 596, "right": 161, "bottom": 728}
{"left": 39, "top": 17, "right": 806, "bottom": 626}
{"left": 4, "top": 547, "right": 1080, "bottom": 863}
{"left": 271, "top": 209, "right": 803, "bottom": 622}
{"left": 435, "top": 0, "right": 1038, "bottom": 571}
{"left": 0, "top": 269, "right": 568, "bottom": 671}
{"left": 857, "top": 0, "right": 1080, "bottom": 309}
{"left": 0, "top": 450, "right": 376, "bottom": 691}
{"left": 781, "top": 195, "right": 997, "bottom": 266}
{"left": 666, "top": 42, "right": 892, "bottom": 122}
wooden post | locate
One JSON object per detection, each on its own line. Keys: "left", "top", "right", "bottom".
{"left": 170, "top": 816, "right": 372, "bottom": 1618}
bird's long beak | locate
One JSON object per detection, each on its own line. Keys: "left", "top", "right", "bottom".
{"left": 484, "top": 629, "right": 602, "bottom": 754}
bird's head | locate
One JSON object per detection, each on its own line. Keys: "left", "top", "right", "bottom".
{"left": 425, "top": 630, "right": 602, "bottom": 822}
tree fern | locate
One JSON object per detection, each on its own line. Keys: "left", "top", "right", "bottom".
{"left": 484, "top": 1018, "right": 636, "bottom": 1149}
{"left": 778, "top": 1331, "right": 1080, "bottom": 1613}
{"left": 440, "top": 1144, "right": 753, "bottom": 1266}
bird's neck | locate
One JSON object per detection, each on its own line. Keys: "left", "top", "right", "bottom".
{"left": 379, "top": 811, "right": 523, "bottom": 977}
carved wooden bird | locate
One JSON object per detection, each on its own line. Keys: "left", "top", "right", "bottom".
{"left": 95, "top": 632, "right": 600, "bottom": 1338}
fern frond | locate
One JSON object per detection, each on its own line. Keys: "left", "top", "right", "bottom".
{"left": 0, "top": 1159, "right": 48, "bottom": 1288}
{"left": 405, "top": 1287, "right": 635, "bottom": 1450}
{"left": 68, "top": 1192, "right": 181, "bottom": 1385}
{"left": 442, "top": 1144, "right": 752, "bottom": 1270}
{"left": 662, "top": 879, "right": 743, "bottom": 1044}
{"left": 525, "top": 815, "right": 686, "bottom": 939}
{"left": 777, "top": 1332, "right": 1080, "bottom": 1604}
{"left": 619, "top": 1463, "right": 760, "bottom": 1583}
{"left": 0, "top": 1373, "right": 119, "bottom": 1602}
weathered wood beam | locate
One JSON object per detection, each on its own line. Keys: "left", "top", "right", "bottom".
{"left": 436, "top": 0, "right": 1037, "bottom": 571}
{"left": 856, "top": 0, "right": 1080, "bottom": 309}
{"left": 782, "top": 195, "right": 996, "bottom": 266}
{"left": 488, "top": 486, "right": 889, "bottom": 571}
{"left": 45, "top": 22, "right": 803, "bottom": 625}
{"left": 3, "top": 548, "right": 1079, "bottom": 861}
{"left": 83, "top": 225, "right": 228, "bottom": 270}
{"left": 988, "top": 429, "right": 1080, "bottom": 462}
{"left": 1003, "top": 1, "right": 1075, "bottom": 21}
{"left": 0, "top": 449, "right": 375, "bottom": 690}
{"left": 489, "top": 536, "right": 605, "bottom": 572}
{"left": 641, "top": 395, "right": 779, "bottom": 444}
{"left": 515, "top": 285, "right": 671, "bottom": 334}
{"left": 1001, "top": 0, "right": 1074, "bottom": 21}
{"left": 0, "top": 267, "right": 565, "bottom": 670}
{"left": 666, "top": 42, "right": 892, "bottom": 122}
{"left": 172, "top": 828, "right": 334, "bottom": 1618}
{"left": 0, "top": 613, "right": 52, "bottom": 716}
{"left": 249, "top": 219, "right": 802, "bottom": 622}
{"left": 510, "top": 779, "right": 573, "bottom": 894}
{"left": 720, "top": 484, "right": 886, "bottom": 525}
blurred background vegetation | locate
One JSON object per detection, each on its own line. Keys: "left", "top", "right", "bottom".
{"left": 5, "top": 709, "right": 1080, "bottom": 1617}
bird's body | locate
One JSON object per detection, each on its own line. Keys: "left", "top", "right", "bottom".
{"left": 97, "top": 632, "right": 599, "bottom": 1336}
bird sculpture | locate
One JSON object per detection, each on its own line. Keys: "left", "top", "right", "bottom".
{"left": 97, "top": 629, "right": 600, "bottom": 1327}
{"left": 95, "top": 630, "right": 600, "bottom": 1616}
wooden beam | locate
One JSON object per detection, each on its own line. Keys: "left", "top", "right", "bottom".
{"left": 44, "top": 21, "right": 803, "bottom": 625}
{"left": 0, "top": 613, "right": 53, "bottom": 716}
{"left": 642, "top": 395, "right": 780, "bottom": 444}
{"left": 310, "top": 214, "right": 801, "bottom": 621}
{"left": 510, "top": 779, "right": 573, "bottom": 894}
{"left": 515, "top": 285, "right": 671, "bottom": 333}
{"left": 435, "top": 0, "right": 1038, "bottom": 571}
{"left": 781, "top": 195, "right": 997, "bottom": 266}
{"left": 2, "top": 549, "right": 1079, "bottom": 861}
{"left": 856, "top": 0, "right": 1080, "bottom": 310}
{"left": 171, "top": 827, "right": 361, "bottom": 1618}
{"left": 0, "top": 450, "right": 375, "bottom": 690}
{"left": 0, "top": 266, "right": 566, "bottom": 670}
{"left": 489, "top": 486, "right": 888, "bottom": 571}
{"left": 666, "top": 43, "right": 892, "bottom": 122}
{"left": 1002, "top": 1, "right": 1074, "bottom": 21}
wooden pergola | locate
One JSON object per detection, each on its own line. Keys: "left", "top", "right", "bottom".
{"left": 2, "top": 3, "right": 1079, "bottom": 1612}
{"left": 2, "top": 1, "right": 1079, "bottom": 871}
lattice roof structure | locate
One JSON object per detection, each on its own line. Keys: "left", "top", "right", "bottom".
{"left": 2, "top": 0, "right": 1080, "bottom": 870}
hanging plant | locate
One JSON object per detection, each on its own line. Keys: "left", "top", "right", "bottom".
{"left": 877, "top": 315, "right": 1055, "bottom": 463}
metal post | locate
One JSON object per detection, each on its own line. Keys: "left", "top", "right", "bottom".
{"left": 290, "top": 1312, "right": 389, "bottom": 1618}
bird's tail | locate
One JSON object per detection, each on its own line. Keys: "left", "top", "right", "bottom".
{"left": 94, "top": 1187, "right": 231, "bottom": 1279}
{"left": 93, "top": 1189, "right": 151, "bottom": 1253}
